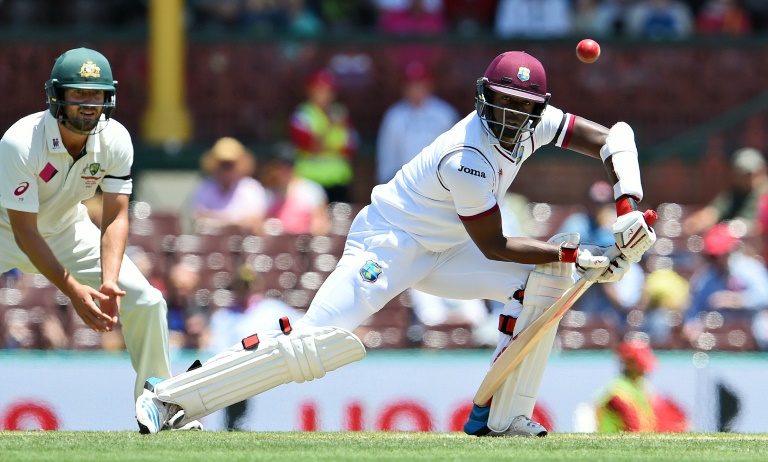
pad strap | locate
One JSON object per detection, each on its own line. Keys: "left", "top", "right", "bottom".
{"left": 498, "top": 315, "right": 517, "bottom": 336}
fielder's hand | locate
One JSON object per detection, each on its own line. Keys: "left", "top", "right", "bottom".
{"left": 613, "top": 209, "right": 658, "bottom": 263}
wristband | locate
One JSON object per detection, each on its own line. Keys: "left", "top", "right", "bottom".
{"left": 559, "top": 242, "right": 578, "bottom": 263}
{"left": 616, "top": 195, "right": 639, "bottom": 216}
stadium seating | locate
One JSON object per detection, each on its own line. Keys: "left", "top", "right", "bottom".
{"left": 2, "top": 201, "right": 766, "bottom": 353}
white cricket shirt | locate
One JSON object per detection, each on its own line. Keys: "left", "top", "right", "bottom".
{"left": 370, "top": 105, "right": 575, "bottom": 252}
{"left": 0, "top": 111, "right": 133, "bottom": 236}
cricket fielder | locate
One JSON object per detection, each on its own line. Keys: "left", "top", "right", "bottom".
{"left": 136, "top": 51, "right": 655, "bottom": 435}
{"left": 0, "top": 48, "right": 199, "bottom": 432}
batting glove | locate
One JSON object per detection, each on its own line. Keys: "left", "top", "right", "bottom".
{"left": 612, "top": 206, "right": 657, "bottom": 263}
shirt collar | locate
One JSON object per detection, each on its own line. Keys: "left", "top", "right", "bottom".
{"left": 43, "top": 111, "right": 101, "bottom": 156}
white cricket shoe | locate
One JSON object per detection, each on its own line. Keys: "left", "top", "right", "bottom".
{"left": 136, "top": 378, "right": 179, "bottom": 435}
{"left": 492, "top": 415, "right": 548, "bottom": 437}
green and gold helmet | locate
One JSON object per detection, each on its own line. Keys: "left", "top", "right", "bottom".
{"left": 45, "top": 47, "right": 117, "bottom": 120}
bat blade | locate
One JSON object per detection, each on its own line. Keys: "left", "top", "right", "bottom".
{"left": 473, "top": 277, "right": 594, "bottom": 405}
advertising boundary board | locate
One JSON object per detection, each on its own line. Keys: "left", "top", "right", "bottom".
{"left": 0, "top": 350, "right": 765, "bottom": 432}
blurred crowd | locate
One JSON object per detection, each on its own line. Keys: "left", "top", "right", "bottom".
{"left": 2, "top": 41, "right": 768, "bottom": 355}
{"left": 1, "top": 0, "right": 767, "bottom": 37}
{"left": 2, "top": 128, "right": 768, "bottom": 356}
{"left": 1, "top": 1, "right": 768, "bottom": 358}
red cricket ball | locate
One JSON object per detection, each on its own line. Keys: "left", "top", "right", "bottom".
{"left": 576, "top": 39, "right": 601, "bottom": 64}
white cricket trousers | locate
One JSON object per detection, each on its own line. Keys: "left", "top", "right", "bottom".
{"left": 296, "top": 205, "right": 532, "bottom": 332}
{"left": 0, "top": 215, "right": 171, "bottom": 400}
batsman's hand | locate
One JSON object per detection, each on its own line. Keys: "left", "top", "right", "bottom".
{"left": 613, "top": 210, "right": 658, "bottom": 263}
{"left": 575, "top": 244, "right": 630, "bottom": 283}
{"left": 69, "top": 282, "right": 115, "bottom": 332}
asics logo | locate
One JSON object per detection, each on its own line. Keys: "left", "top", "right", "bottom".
{"left": 14, "top": 182, "right": 29, "bottom": 196}
{"left": 458, "top": 166, "right": 486, "bottom": 178}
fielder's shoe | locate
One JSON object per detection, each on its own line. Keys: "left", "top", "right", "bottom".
{"left": 463, "top": 404, "right": 547, "bottom": 438}
{"left": 136, "top": 377, "right": 179, "bottom": 435}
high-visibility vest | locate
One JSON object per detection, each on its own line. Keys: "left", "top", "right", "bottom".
{"left": 292, "top": 102, "right": 354, "bottom": 188}
{"left": 596, "top": 376, "right": 657, "bottom": 432}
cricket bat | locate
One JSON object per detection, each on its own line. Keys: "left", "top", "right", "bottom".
{"left": 473, "top": 209, "right": 656, "bottom": 405}
{"left": 472, "top": 273, "right": 598, "bottom": 405}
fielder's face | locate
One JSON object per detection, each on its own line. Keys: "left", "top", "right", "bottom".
{"left": 62, "top": 88, "right": 105, "bottom": 133}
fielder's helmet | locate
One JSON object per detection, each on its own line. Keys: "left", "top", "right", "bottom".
{"left": 45, "top": 48, "right": 117, "bottom": 121}
{"left": 475, "top": 51, "right": 550, "bottom": 144}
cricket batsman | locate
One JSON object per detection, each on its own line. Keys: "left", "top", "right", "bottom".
{"left": 136, "top": 51, "right": 655, "bottom": 436}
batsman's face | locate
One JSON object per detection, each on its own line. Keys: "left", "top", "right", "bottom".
{"left": 491, "top": 92, "right": 533, "bottom": 125}
{"left": 63, "top": 89, "right": 105, "bottom": 133}
{"left": 489, "top": 92, "right": 535, "bottom": 141}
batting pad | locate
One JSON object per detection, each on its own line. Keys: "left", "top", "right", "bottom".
{"left": 154, "top": 326, "right": 366, "bottom": 424}
{"left": 488, "top": 233, "right": 576, "bottom": 432}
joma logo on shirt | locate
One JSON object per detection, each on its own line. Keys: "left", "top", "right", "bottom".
{"left": 458, "top": 165, "right": 486, "bottom": 178}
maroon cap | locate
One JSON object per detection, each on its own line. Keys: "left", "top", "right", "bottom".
{"left": 484, "top": 51, "right": 547, "bottom": 103}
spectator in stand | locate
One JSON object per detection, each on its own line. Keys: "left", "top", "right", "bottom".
{"left": 635, "top": 265, "right": 690, "bottom": 348}
{"left": 684, "top": 147, "right": 768, "bottom": 237}
{"left": 741, "top": 0, "right": 768, "bottom": 32}
{"left": 495, "top": 0, "right": 573, "bottom": 38}
{"left": 625, "top": 0, "right": 695, "bottom": 39}
{"left": 317, "top": 1, "right": 378, "bottom": 33}
{"left": 442, "top": 0, "right": 497, "bottom": 35}
{"left": 592, "top": 0, "right": 637, "bottom": 36}
{"left": 207, "top": 264, "right": 302, "bottom": 430}
{"left": 164, "top": 262, "right": 207, "bottom": 350}
{"left": 284, "top": 0, "right": 325, "bottom": 35}
{"left": 571, "top": 0, "right": 634, "bottom": 37}
{"left": 240, "top": 0, "right": 287, "bottom": 31}
{"left": 682, "top": 223, "right": 768, "bottom": 346}
{"left": 289, "top": 69, "right": 358, "bottom": 204}
{"left": 261, "top": 145, "right": 330, "bottom": 236}
{"left": 191, "top": 0, "right": 243, "bottom": 29}
{"left": 595, "top": 341, "right": 689, "bottom": 432}
{"left": 191, "top": 137, "right": 267, "bottom": 235}
{"left": 376, "top": 61, "right": 460, "bottom": 185}
{"left": 240, "top": 0, "right": 325, "bottom": 35}
{"left": 377, "top": 0, "right": 448, "bottom": 34}
{"left": 696, "top": 0, "right": 752, "bottom": 35}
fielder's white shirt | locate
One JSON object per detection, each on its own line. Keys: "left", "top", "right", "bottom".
{"left": 0, "top": 111, "right": 133, "bottom": 235}
{"left": 371, "top": 105, "right": 575, "bottom": 252}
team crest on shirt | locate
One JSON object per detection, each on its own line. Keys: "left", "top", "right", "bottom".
{"left": 514, "top": 144, "right": 524, "bottom": 164}
{"left": 517, "top": 67, "right": 531, "bottom": 82}
{"left": 79, "top": 61, "right": 101, "bottom": 78}
{"left": 360, "top": 260, "right": 383, "bottom": 283}
{"left": 80, "top": 163, "right": 104, "bottom": 188}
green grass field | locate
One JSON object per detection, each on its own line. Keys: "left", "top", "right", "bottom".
{"left": 1, "top": 432, "right": 767, "bottom": 462}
